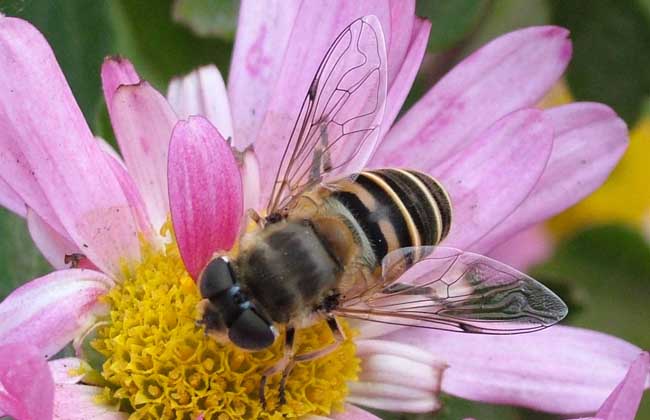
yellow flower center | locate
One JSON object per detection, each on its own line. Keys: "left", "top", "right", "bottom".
{"left": 91, "top": 240, "right": 359, "bottom": 419}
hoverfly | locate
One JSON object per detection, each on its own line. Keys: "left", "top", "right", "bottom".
{"left": 197, "top": 16, "right": 568, "bottom": 407}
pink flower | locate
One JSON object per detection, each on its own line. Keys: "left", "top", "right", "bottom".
{"left": 0, "top": 2, "right": 644, "bottom": 420}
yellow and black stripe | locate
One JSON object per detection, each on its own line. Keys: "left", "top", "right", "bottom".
{"left": 329, "top": 168, "right": 452, "bottom": 263}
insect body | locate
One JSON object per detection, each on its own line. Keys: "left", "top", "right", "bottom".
{"left": 197, "top": 16, "right": 568, "bottom": 407}
{"left": 199, "top": 169, "right": 452, "bottom": 347}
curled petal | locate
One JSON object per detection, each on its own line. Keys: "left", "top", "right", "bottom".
{"left": 0, "top": 17, "right": 142, "bottom": 276}
{"left": 347, "top": 382, "right": 441, "bottom": 413}
{"left": 49, "top": 358, "right": 85, "bottom": 385}
{"left": 109, "top": 82, "right": 178, "bottom": 231}
{"left": 100, "top": 56, "right": 141, "bottom": 111}
{"left": 241, "top": 148, "right": 261, "bottom": 214}
{"left": 53, "top": 384, "right": 127, "bottom": 420}
{"left": 167, "top": 65, "right": 234, "bottom": 141}
{"left": 357, "top": 340, "right": 447, "bottom": 395}
{"left": 383, "top": 325, "right": 647, "bottom": 415}
{"left": 0, "top": 175, "right": 26, "bottom": 217}
{"left": 27, "top": 208, "right": 85, "bottom": 270}
{"left": 0, "top": 269, "right": 112, "bottom": 359}
{"left": 351, "top": 339, "right": 445, "bottom": 413}
{"left": 437, "top": 109, "right": 553, "bottom": 250}
{"left": 475, "top": 103, "right": 629, "bottom": 253}
{"left": 372, "top": 26, "right": 571, "bottom": 170}
{"left": 304, "top": 404, "right": 381, "bottom": 420}
{"left": 330, "top": 405, "right": 382, "bottom": 420}
{"left": 594, "top": 352, "right": 650, "bottom": 420}
{"left": 0, "top": 343, "right": 54, "bottom": 420}
{"left": 168, "top": 116, "right": 243, "bottom": 279}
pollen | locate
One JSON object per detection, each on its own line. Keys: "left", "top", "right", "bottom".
{"left": 92, "top": 240, "right": 359, "bottom": 419}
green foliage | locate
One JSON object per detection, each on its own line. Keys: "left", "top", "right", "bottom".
{"left": 172, "top": 0, "right": 239, "bottom": 40}
{"left": 416, "top": 0, "right": 490, "bottom": 52}
{"left": 0, "top": 209, "right": 50, "bottom": 300}
{"left": 109, "top": 0, "right": 233, "bottom": 92}
{"left": 0, "top": 0, "right": 114, "bottom": 123}
{"left": 550, "top": 0, "right": 650, "bottom": 126}
{"left": 467, "top": 0, "right": 550, "bottom": 51}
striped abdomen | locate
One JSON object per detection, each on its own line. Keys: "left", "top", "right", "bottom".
{"left": 327, "top": 169, "right": 452, "bottom": 265}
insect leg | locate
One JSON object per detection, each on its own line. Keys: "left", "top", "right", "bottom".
{"left": 260, "top": 326, "right": 295, "bottom": 409}
{"left": 276, "top": 316, "right": 345, "bottom": 406}
{"left": 293, "top": 316, "right": 346, "bottom": 363}
{"left": 246, "top": 208, "right": 264, "bottom": 227}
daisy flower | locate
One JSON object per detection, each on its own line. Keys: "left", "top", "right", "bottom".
{"left": 0, "top": 2, "right": 645, "bottom": 419}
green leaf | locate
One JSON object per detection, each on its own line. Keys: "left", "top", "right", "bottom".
{"left": 416, "top": 0, "right": 490, "bottom": 52}
{"left": 0, "top": 0, "right": 114, "bottom": 124}
{"left": 550, "top": 0, "right": 650, "bottom": 126}
{"left": 109, "top": 0, "right": 233, "bottom": 92}
{"left": 172, "top": 0, "right": 239, "bottom": 41}
{"left": 0, "top": 209, "right": 51, "bottom": 300}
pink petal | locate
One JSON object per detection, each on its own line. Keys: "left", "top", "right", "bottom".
{"left": 437, "top": 109, "right": 553, "bottom": 250}
{"left": 53, "top": 384, "right": 127, "bottom": 420}
{"left": 49, "top": 358, "right": 85, "bottom": 384}
{"left": 254, "top": 13, "right": 388, "bottom": 207}
{"left": 474, "top": 103, "right": 629, "bottom": 253}
{"left": 167, "top": 65, "right": 234, "bottom": 141}
{"left": 27, "top": 208, "right": 83, "bottom": 270}
{"left": 0, "top": 17, "right": 143, "bottom": 277}
{"left": 241, "top": 148, "right": 261, "bottom": 213}
{"left": 95, "top": 136, "right": 125, "bottom": 167}
{"left": 383, "top": 325, "right": 647, "bottom": 415}
{"left": 0, "top": 343, "right": 54, "bottom": 420}
{"left": 380, "top": 16, "right": 431, "bottom": 140}
{"left": 103, "top": 150, "right": 155, "bottom": 244}
{"left": 349, "top": 339, "right": 445, "bottom": 413}
{"left": 358, "top": 349, "right": 444, "bottom": 392}
{"left": 487, "top": 224, "right": 553, "bottom": 271}
{"left": 347, "top": 386, "right": 440, "bottom": 413}
{"left": 0, "top": 175, "right": 26, "bottom": 217}
{"left": 330, "top": 404, "right": 382, "bottom": 420}
{"left": 354, "top": 319, "right": 405, "bottom": 339}
{"left": 228, "top": 0, "right": 303, "bottom": 150}
{"left": 385, "top": 0, "right": 416, "bottom": 88}
{"left": 371, "top": 26, "right": 571, "bottom": 171}
{"left": 230, "top": 2, "right": 392, "bottom": 148}
{"left": 0, "top": 269, "right": 112, "bottom": 359}
{"left": 594, "top": 352, "right": 650, "bottom": 420}
{"left": 168, "top": 116, "right": 243, "bottom": 279}
{"left": 108, "top": 82, "right": 178, "bottom": 231}
{"left": 100, "top": 56, "right": 140, "bottom": 111}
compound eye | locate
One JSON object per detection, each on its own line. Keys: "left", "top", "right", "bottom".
{"left": 228, "top": 309, "right": 276, "bottom": 350}
{"left": 199, "top": 257, "right": 235, "bottom": 299}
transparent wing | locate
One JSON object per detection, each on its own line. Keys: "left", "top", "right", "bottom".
{"left": 266, "top": 16, "right": 387, "bottom": 215}
{"left": 335, "top": 246, "right": 568, "bottom": 334}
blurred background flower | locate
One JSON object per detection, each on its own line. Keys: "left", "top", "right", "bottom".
{"left": 0, "top": 0, "right": 648, "bottom": 419}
